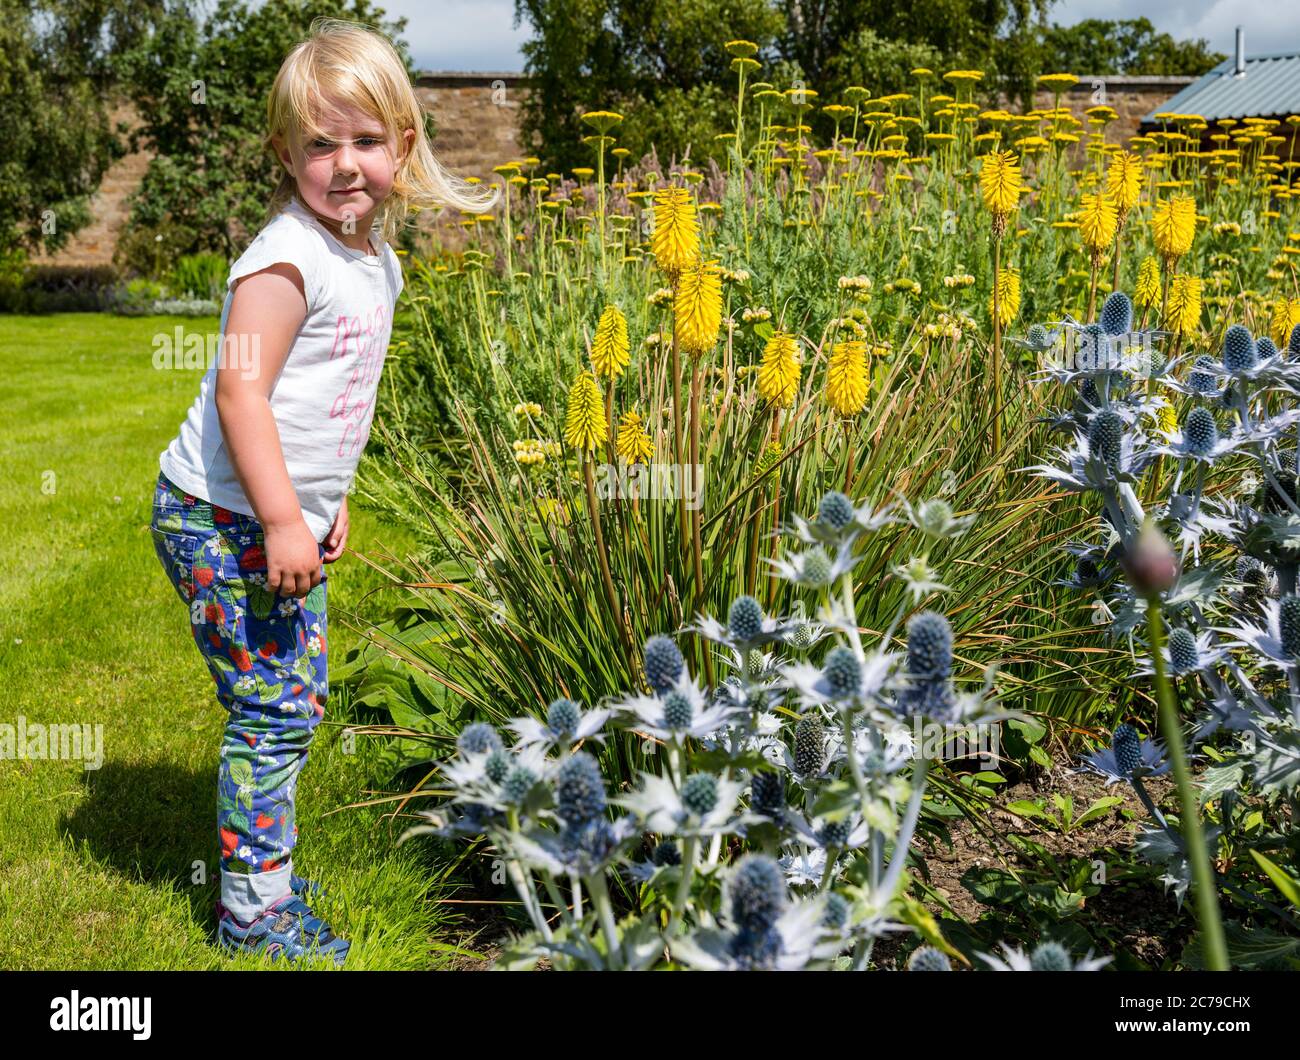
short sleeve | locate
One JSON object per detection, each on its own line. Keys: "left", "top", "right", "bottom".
{"left": 226, "top": 215, "right": 322, "bottom": 313}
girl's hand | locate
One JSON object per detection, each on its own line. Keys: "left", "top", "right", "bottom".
{"left": 264, "top": 517, "right": 322, "bottom": 598}
{"left": 323, "top": 496, "right": 349, "bottom": 563}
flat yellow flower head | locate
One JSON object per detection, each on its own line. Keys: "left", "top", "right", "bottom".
{"left": 592, "top": 304, "right": 630, "bottom": 379}
{"left": 651, "top": 187, "right": 701, "bottom": 277}
{"left": 563, "top": 370, "right": 607, "bottom": 452}
{"left": 825, "top": 339, "right": 869, "bottom": 416}
{"left": 757, "top": 331, "right": 802, "bottom": 406}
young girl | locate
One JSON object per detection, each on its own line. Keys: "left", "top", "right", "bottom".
{"left": 150, "top": 18, "right": 498, "bottom": 966}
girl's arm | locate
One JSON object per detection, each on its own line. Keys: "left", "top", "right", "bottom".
{"left": 214, "top": 263, "right": 321, "bottom": 599}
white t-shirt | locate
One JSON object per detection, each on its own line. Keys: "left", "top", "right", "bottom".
{"left": 159, "top": 196, "right": 404, "bottom": 542}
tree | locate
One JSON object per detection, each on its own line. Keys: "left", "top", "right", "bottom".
{"left": 1039, "top": 18, "right": 1224, "bottom": 77}
{"left": 0, "top": 0, "right": 156, "bottom": 256}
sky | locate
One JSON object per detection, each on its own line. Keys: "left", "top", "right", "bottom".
{"left": 386, "top": 0, "right": 1300, "bottom": 71}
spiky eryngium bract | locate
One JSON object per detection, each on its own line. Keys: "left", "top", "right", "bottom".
{"left": 1188, "top": 355, "right": 1218, "bottom": 394}
{"left": 485, "top": 749, "right": 511, "bottom": 784}
{"left": 502, "top": 766, "right": 537, "bottom": 803}
{"left": 643, "top": 634, "right": 684, "bottom": 693}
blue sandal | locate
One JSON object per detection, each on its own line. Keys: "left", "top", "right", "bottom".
{"left": 217, "top": 893, "right": 349, "bottom": 967}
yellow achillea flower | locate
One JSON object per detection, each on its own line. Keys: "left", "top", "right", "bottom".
{"left": 1105, "top": 151, "right": 1143, "bottom": 215}
{"left": 615, "top": 410, "right": 654, "bottom": 465}
{"left": 1165, "top": 275, "right": 1203, "bottom": 335}
{"left": 1135, "top": 256, "right": 1161, "bottom": 307}
{"left": 1079, "top": 192, "right": 1118, "bottom": 257}
{"left": 651, "top": 187, "right": 700, "bottom": 277}
{"left": 1151, "top": 194, "right": 1197, "bottom": 261}
{"left": 979, "top": 151, "right": 1022, "bottom": 235}
{"left": 1270, "top": 296, "right": 1300, "bottom": 348}
{"left": 563, "top": 370, "right": 606, "bottom": 451}
{"left": 592, "top": 304, "right": 630, "bottom": 379}
{"left": 675, "top": 259, "right": 723, "bottom": 358}
{"left": 757, "top": 331, "right": 802, "bottom": 406}
{"left": 988, "top": 268, "right": 1021, "bottom": 328}
{"left": 825, "top": 339, "right": 869, "bottom": 416}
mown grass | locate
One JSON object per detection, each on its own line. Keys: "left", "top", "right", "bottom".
{"left": 0, "top": 313, "right": 473, "bottom": 970}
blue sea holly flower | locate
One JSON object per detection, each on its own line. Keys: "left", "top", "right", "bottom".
{"left": 780, "top": 647, "right": 897, "bottom": 713}
{"left": 611, "top": 671, "right": 740, "bottom": 742}
{"left": 507, "top": 700, "right": 612, "bottom": 751}
{"left": 899, "top": 496, "right": 977, "bottom": 541}
{"left": 691, "top": 596, "right": 795, "bottom": 656}
{"left": 1222, "top": 324, "right": 1257, "bottom": 372}
{"left": 615, "top": 770, "right": 755, "bottom": 838}
{"left": 977, "top": 941, "right": 1112, "bottom": 971}
{"left": 1134, "top": 625, "right": 1227, "bottom": 678}
{"left": 554, "top": 752, "right": 607, "bottom": 825}
{"left": 1025, "top": 408, "right": 1157, "bottom": 492}
{"left": 643, "top": 635, "right": 685, "bottom": 694}
{"left": 1289, "top": 323, "right": 1300, "bottom": 360}
{"left": 768, "top": 542, "right": 855, "bottom": 586}
{"left": 907, "top": 945, "right": 953, "bottom": 971}
{"left": 786, "top": 494, "right": 902, "bottom": 549}
{"left": 1257, "top": 337, "right": 1279, "bottom": 361}
{"left": 1217, "top": 594, "right": 1300, "bottom": 672}
{"left": 1156, "top": 406, "right": 1248, "bottom": 464}
{"left": 750, "top": 769, "right": 786, "bottom": 819}
{"left": 510, "top": 813, "right": 640, "bottom": 878}
{"left": 1079, "top": 729, "right": 1170, "bottom": 785}
{"left": 1099, "top": 291, "right": 1133, "bottom": 336}
{"left": 906, "top": 611, "right": 952, "bottom": 678}
{"left": 671, "top": 855, "right": 838, "bottom": 970}
{"left": 817, "top": 491, "right": 855, "bottom": 532}
{"left": 458, "top": 722, "right": 502, "bottom": 756}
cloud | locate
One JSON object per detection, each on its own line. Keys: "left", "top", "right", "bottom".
{"left": 381, "top": 0, "right": 530, "bottom": 71}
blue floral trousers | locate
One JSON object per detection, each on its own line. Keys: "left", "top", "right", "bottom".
{"left": 150, "top": 470, "right": 328, "bottom": 922}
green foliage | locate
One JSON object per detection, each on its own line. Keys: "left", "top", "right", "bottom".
{"left": 0, "top": 0, "right": 132, "bottom": 255}
{"left": 167, "top": 251, "right": 228, "bottom": 299}
{"left": 1039, "top": 17, "right": 1226, "bottom": 77}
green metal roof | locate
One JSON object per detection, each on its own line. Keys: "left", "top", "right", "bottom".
{"left": 1141, "top": 50, "right": 1300, "bottom": 123}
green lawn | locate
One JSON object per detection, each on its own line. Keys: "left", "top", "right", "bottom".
{"left": 0, "top": 313, "right": 467, "bottom": 969}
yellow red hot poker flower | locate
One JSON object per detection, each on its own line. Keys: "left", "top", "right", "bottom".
{"left": 563, "top": 370, "right": 606, "bottom": 451}
{"left": 757, "top": 331, "right": 802, "bottom": 406}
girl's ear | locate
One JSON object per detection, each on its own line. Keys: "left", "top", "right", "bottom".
{"left": 399, "top": 127, "right": 415, "bottom": 166}
{"left": 271, "top": 133, "right": 296, "bottom": 176}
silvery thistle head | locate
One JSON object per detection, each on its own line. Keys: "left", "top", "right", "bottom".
{"left": 1216, "top": 594, "right": 1300, "bottom": 674}
{"left": 1132, "top": 625, "right": 1228, "bottom": 679}
{"left": 611, "top": 667, "right": 743, "bottom": 744}
{"left": 691, "top": 594, "right": 800, "bottom": 666}
{"left": 1024, "top": 406, "right": 1158, "bottom": 496}
{"left": 899, "top": 496, "right": 978, "bottom": 542}
{"left": 1079, "top": 724, "right": 1170, "bottom": 786}
{"left": 977, "top": 940, "right": 1113, "bottom": 971}
{"left": 615, "top": 768, "right": 759, "bottom": 840}
{"left": 670, "top": 854, "right": 840, "bottom": 970}
{"left": 784, "top": 489, "right": 903, "bottom": 553}
{"left": 507, "top": 696, "right": 613, "bottom": 752}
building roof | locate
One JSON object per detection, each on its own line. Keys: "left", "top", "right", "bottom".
{"left": 1141, "top": 50, "right": 1300, "bottom": 123}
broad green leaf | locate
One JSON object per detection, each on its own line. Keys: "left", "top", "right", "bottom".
{"left": 1249, "top": 849, "right": 1300, "bottom": 909}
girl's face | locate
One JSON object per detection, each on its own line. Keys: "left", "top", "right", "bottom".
{"left": 273, "top": 99, "right": 415, "bottom": 245}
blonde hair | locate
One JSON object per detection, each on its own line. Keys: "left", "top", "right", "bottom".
{"left": 262, "top": 17, "right": 500, "bottom": 243}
